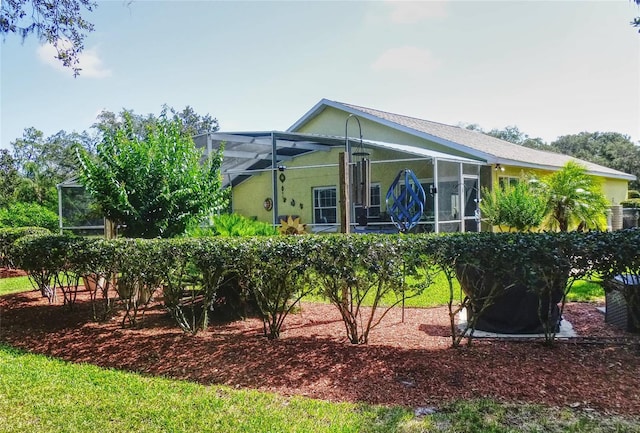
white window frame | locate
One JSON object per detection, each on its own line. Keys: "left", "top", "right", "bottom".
{"left": 313, "top": 186, "right": 337, "bottom": 224}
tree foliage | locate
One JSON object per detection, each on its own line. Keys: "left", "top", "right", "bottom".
{"left": 93, "top": 106, "right": 219, "bottom": 140}
{"left": 486, "top": 125, "right": 547, "bottom": 149}
{"left": 0, "top": 0, "right": 97, "bottom": 76}
{"left": 0, "top": 150, "right": 19, "bottom": 207}
{"left": 78, "top": 112, "right": 229, "bottom": 238}
{"left": 8, "top": 126, "right": 96, "bottom": 210}
{"left": 550, "top": 132, "right": 640, "bottom": 190}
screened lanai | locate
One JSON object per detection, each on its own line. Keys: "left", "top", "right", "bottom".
{"left": 197, "top": 131, "right": 489, "bottom": 234}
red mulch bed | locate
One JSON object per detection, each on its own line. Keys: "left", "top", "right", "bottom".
{"left": 0, "top": 268, "right": 27, "bottom": 279}
{"left": 1, "top": 275, "right": 639, "bottom": 415}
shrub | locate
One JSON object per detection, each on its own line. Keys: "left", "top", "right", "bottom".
{"left": 78, "top": 112, "right": 229, "bottom": 238}
{"left": 70, "top": 238, "right": 119, "bottom": 321}
{"left": 110, "top": 239, "right": 166, "bottom": 327}
{"left": 311, "top": 234, "right": 432, "bottom": 344}
{"left": 186, "top": 213, "right": 277, "bottom": 237}
{"left": 236, "top": 236, "right": 314, "bottom": 339}
{"left": 429, "top": 232, "right": 598, "bottom": 346}
{"left": 480, "top": 180, "right": 546, "bottom": 231}
{"left": 157, "top": 238, "right": 216, "bottom": 334}
{"left": 621, "top": 198, "right": 640, "bottom": 208}
{"left": 628, "top": 190, "right": 640, "bottom": 199}
{"left": 0, "top": 226, "right": 51, "bottom": 268}
{"left": 0, "top": 202, "right": 59, "bottom": 232}
{"left": 10, "top": 234, "right": 70, "bottom": 303}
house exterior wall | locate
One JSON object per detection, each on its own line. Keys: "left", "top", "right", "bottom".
{"left": 232, "top": 145, "right": 436, "bottom": 226}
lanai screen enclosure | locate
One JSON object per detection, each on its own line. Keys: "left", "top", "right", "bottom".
{"left": 192, "top": 130, "right": 488, "bottom": 234}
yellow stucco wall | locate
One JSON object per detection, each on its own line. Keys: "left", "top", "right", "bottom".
{"left": 232, "top": 146, "right": 436, "bottom": 224}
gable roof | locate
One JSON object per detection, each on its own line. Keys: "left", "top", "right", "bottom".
{"left": 289, "top": 99, "right": 635, "bottom": 181}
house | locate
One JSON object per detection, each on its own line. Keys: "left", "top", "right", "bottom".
{"left": 59, "top": 99, "right": 635, "bottom": 235}
{"left": 196, "top": 99, "right": 635, "bottom": 233}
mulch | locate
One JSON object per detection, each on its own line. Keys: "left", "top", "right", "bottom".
{"left": 1, "top": 272, "right": 639, "bottom": 415}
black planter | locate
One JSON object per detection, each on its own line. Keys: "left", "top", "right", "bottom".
{"left": 457, "top": 265, "right": 564, "bottom": 334}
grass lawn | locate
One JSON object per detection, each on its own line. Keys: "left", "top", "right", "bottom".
{"left": 0, "top": 275, "right": 32, "bottom": 296}
{"left": 0, "top": 345, "right": 637, "bottom": 433}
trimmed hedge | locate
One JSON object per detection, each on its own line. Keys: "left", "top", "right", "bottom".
{"left": 0, "top": 226, "right": 51, "bottom": 268}
{"left": 5, "top": 230, "right": 640, "bottom": 345}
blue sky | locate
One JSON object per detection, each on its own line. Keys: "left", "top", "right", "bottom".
{"left": 2, "top": 0, "right": 639, "bottom": 150}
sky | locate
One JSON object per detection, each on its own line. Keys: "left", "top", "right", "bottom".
{"left": 1, "top": 0, "right": 640, "bottom": 151}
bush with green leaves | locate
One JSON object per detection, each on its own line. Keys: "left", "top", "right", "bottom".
{"left": 228, "top": 236, "right": 314, "bottom": 339}
{"left": 428, "top": 231, "right": 603, "bottom": 346}
{"left": 78, "top": 112, "right": 229, "bottom": 238}
{"left": 8, "top": 230, "right": 640, "bottom": 346}
{"left": 0, "top": 226, "right": 51, "bottom": 268}
{"left": 311, "top": 234, "right": 432, "bottom": 344}
{"left": 69, "top": 238, "right": 119, "bottom": 320}
{"left": 186, "top": 213, "right": 278, "bottom": 237}
{"left": 621, "top": 198, "right": 640, "bottom": 208}
{"left": 156, "top": 238, "right": 224, "bottom": 334}
{"left": 0, "top": 202, "right": 59, "bottom": 232}
{"left": 480, "top": 180, "right": 546, "bottom": 231}
{"left": 589, "top": 229, "right": 640, "bottom": 330}
{"left": 10, "top": 234, "right": 71, "bottom": 303}
{"left": 109, "top": 238, "right": 167, "bottom": 327}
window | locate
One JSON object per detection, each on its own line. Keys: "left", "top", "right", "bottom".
{"left": 313, "top": 187, "right": 337, "bottom": 224}
{"left": 498, "top": 176, "right": 519, "bottom": 189}
{"left": 355, "top": 184, "right": 381, "bottom": 219}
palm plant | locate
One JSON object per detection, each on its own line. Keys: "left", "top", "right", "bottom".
{"left": 532, "top": 161, "right": 609, "bottom": 232}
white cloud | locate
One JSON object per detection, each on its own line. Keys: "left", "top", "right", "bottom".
{"left": 372, "top": 46, "right": 442, "bottom": 74}
{"left": 387, "top": 0, "right": 448, "bottom": 24}
{"left": 37, "top": 41, "right": 112, "bottom": 78}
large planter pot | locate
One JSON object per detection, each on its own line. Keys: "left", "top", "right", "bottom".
{"left": 603, "top": 274, "right": 640, "bottom": 333}
{"left": 456, "top": 265, "right": 565, "bottom": 334}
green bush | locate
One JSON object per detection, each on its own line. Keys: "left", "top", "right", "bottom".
{"left": 8, "top": 230, "right": 640, "bottom": 346}
{"left": 10, "top": 234, "right": 75, "bottom": 303}
{"left": 621, "top": 198, "right": 640, "bottom": 208}
{"left": 0, "top": 202, "right": 59, "bottom": 232}
{"left": 628, "top": 190, "right": 640, "bottom": 199}
{"left": 0, "top": 226, "right": 51, "bottom": 268}
{"left": 480, "top": 180, "right": 546, "bottom": 231}
{"left": 187, "top": 213, "right": 277, "bottom": 237}
{"left": 310, "top": 234, "right": 433, "bottom": 344}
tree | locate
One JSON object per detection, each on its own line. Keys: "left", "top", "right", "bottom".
{"left": 0, "top": 150, "right": 20, "bottom": 206}
{"left": 10, "top": 127, "right": 96, "bottom": 209}
{"left": 93, "top": 106, "right": 219, "bottom": 140}
{"left": 1, "top": 0, "right": 97, "bottom": 76}
{"left": 461, "top": 123, "right": 548, "bottom": 150}
{"left": 633, "top": 0, "right": 640, "bottom": 32}
{"left": 550, "top": 132, "right": 640, "bottom": 190}
{"left": 532, "top": 161, "right": 609, "bottom": 232}
{"left": 486, "top": 125, "right": 547, "bottom": 150}
{"left": 78, "top": 111, "right": 229, "bottom": 238}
